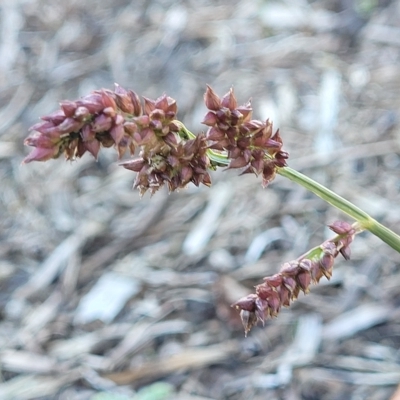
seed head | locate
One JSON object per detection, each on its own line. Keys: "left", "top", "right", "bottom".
{"left": 232, "top": 221, "right": 355, "bottom": 335}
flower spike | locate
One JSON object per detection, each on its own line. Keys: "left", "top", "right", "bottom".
{"left": 232, "top": 221, "right": 356, "bottom": 335}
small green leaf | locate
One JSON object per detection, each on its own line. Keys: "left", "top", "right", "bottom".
{"left": 135, "top": 382, "right": 175, "bottom": 400}
{"left": 90, "top": 393, "right": 131, "bottom": 400}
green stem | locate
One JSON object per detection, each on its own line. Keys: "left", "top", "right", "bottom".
{"left": 277, "top": 166, "right": 371, "bottom": 225}
{"left": 175, "top": 121, "right": 400, "bottom": 253}
{"left": 277, "top": 166, "right": 400, "bottom": 253}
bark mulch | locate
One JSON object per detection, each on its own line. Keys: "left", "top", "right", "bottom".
{"left": 1, "top": 1, "right": 400, "bottom": 399}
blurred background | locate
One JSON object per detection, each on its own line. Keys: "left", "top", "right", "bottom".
{"left": 1, "top": 0, "right": 400, "bottom": 399}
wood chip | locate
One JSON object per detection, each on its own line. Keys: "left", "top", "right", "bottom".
{"left": 49, "top": 324, "right": 132, "bottom": 360}
{"left": 104, "top": 341, "right": 239, "bottom": 384}
{"left": 0, "top": 83, "right": 33, "bottom": 135}
{"left": 18, "top": 291, "right": 63, "bottom": 346}
{"left": 182, "top": 183, "right": 233, "bottom": 256}
{"left": 106, "top": 319, "right": 190, "bottom": 369}
{"left": 300, "top": 368, "right": 400, "bottom": 386}
{"left": 323, "top": 304, "right": 392, "bottom": 340}
{"left": 14, "top": 221, "right": 105, "bottom": 300}
{"left": 74, "top": 272, "right": 141, "bottom": 325}
{"left": 0, "top": 350, "right": 58, "bottom": 374}
{"left": 0, "top": 372, "right": 79, "bottom": 400}
{"left": 278, "top": 313, "right": 322, "bottom": 367}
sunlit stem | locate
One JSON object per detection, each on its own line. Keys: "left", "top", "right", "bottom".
{"left": 175, "top": 121, "right": 400, "bottom": 253}
{"left": 277, "top": 166, "right": 400, "bottom": 253}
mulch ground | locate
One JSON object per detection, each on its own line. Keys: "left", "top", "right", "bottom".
{"left": 1, "top": 1, "right": 400, "bottom": 399}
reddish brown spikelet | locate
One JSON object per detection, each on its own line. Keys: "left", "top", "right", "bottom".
{"left": 204, "top": 85, "right": 222, "bottom": 111}
{"left": 23, "top": 87, "right": 133, "bottom": 163}
{"left": 60, "top": 101, "right": 77, "bottom": 118}
{"left": 297, "top": 270, "right": 312, "bottom": 293}
{"left": 221, "top": 88, "right": 238, "bottom": 110}
{"left": 232, "top": 221, "right": 355, "bottom": 335}
{"left": 23, "top": 145, "right": 59, "bottom": 163}
{"left": 129, "top": 90, "right": 143, "bottom": 117}
{"left": 113, "top": 84, "right": 140, "bottom": 115}
{"left": 264, "top": 274, "right": 282, "bottom": 287}
{"left": 201, "top": 86, "right": 289, "bottom": 189}
{"left": 329, "top": 220, "right": 354, "bottom": 235}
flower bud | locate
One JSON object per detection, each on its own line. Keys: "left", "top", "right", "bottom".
{"left": 237, "top": 102, "right": 252, "bottom": 121}
{"left": 74, "top": 106, "right": 90, "bottom": 120}
{"left": 281, "top": 261, "right": 299, "bottom": 277}
{"left": 319, "top": 254, "right": 334, "bottom": 278}
{"left": 283, "top": 276, "right": 297, "bottom": 292}
{"left": 321, "top": 241, "right": 337, "bottom": 256}
{"left": 204, "top": 85, "right": 221, "bottom": 111}
{"left": 92, "top": 114, "right": 112, "bottom": 132}
{"left": 80, "top": 125, "right": 95, "bottom": 141}
{"left": 129, "top": 90, "right": 142, "bottom": 116}
{"left": 101, "top": 91, "right": 117, "bottom": 110}
{"left": 267, "top": 291, "right": 280, "bottom": 316}
{"left": 143, "top": 97, "right": 156, "bottom": 115}
{"left": 228, "top": 156, "right": 249, "bottom": 169}
{"left": 150, "top": 119, "right": 163, "bottom": 131}
{"left": 29, "top": 121, "right": 58, "bottom": 135}
{"left": 114, "top": 84, "right": 135, "bottom": 114}
{"left": 201, "top": 172, "right": 212, "bottom": 187}
{"left": 299, "top": 259, "right": 312, "bottom": 271}
{"left": 232, "top": 294, "right": 257, "bottom": 312}
{"left": 76, "top": 93, "right": 104, "bottom": 113}
{"left": 262, "top": 162, "right": 277, "bottom": 187}
{"left": 256, "top": 284, "right": 273, "bottom": 299}
{"left": 110, "top": 123, "right": 124, "bottom": 146}
{"left": 202, "top": 111, "right": 218, "bottom": 126}
{"left": 250, "top": 158, "right": 264, "bottom": 175}
{"left": 339, "top": 244, "right": 351, "bottom": 260}
{"left": 180, "top": 166, "right": 194, "bottom": 186}
{"left": 297, "top": 270, "right": 311, "bottom": 293}
{"left": 58, "top": 117, "right": 83, "bottom": 133}
{"left": 221, "top": 88, "right": 237, "bottom": 110}
{"left": 23, "top": 146, "right": 59, "bottom": 163}
{"left": 329, "top": 221, "right": 354, "bottom": 235}
{"left": 263, "top": 274, "right": 282, "bottom": 288}
{"left": 120, "top": 158, "right": 146, "bottom": 172}
{"left": 103, "top": 106, "right": 116, "bottom": 118}
{"left": 154, "top": 95, "right": 169, "bottom": 112}
{"left": 60, "top": 101, "right": 77, "bottom": 118}
{"left": 84, "top": 139, "right": 101, "bottom": 159}
{"left": 41, "top": 110, "right": 66, "bottom": 125}
{"left": 255, "top": 297, "right": 268, "bottom": 324}
{"left": 279, "top": 286, "right": 291, "bottom": 307}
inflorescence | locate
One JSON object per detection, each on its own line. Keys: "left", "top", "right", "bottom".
{"left": 24, "top": 85, "right": 357, "bottom": 335}
{"left": 24, "top": 85, "right": 287, "bottom": 195}
{"left": 232, "top": 221, "right": 357, "bottom": 335}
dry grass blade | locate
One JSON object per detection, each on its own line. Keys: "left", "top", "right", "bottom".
{"left": 0, "top": 350, "right": 58, "bottom": 374}
{"left": 14, "top": 221, "right": 105, "bottom": 300}
{"left": 323, "top": 304, "right": 392, "bottom": 340}
{"left": 0, "top": 372, "right": 80, "bottom": 400}
{"left": 300, "top": 368, "right": 400, "bottom": 386}
{"left": 0, "top": 83, "right": 34, "bottom": 135}
{"left": 104, "top": 341, "right": 239, "bottom": 384}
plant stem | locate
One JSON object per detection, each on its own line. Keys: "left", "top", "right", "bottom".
{"left": 175, "top": 121, "right": 400, "bottom": 253}
{"left": 277, "top": 166, "right": 371, "bottom": 225}
{"left": 277, "top": 166, "right": 400, "bottom": 253}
